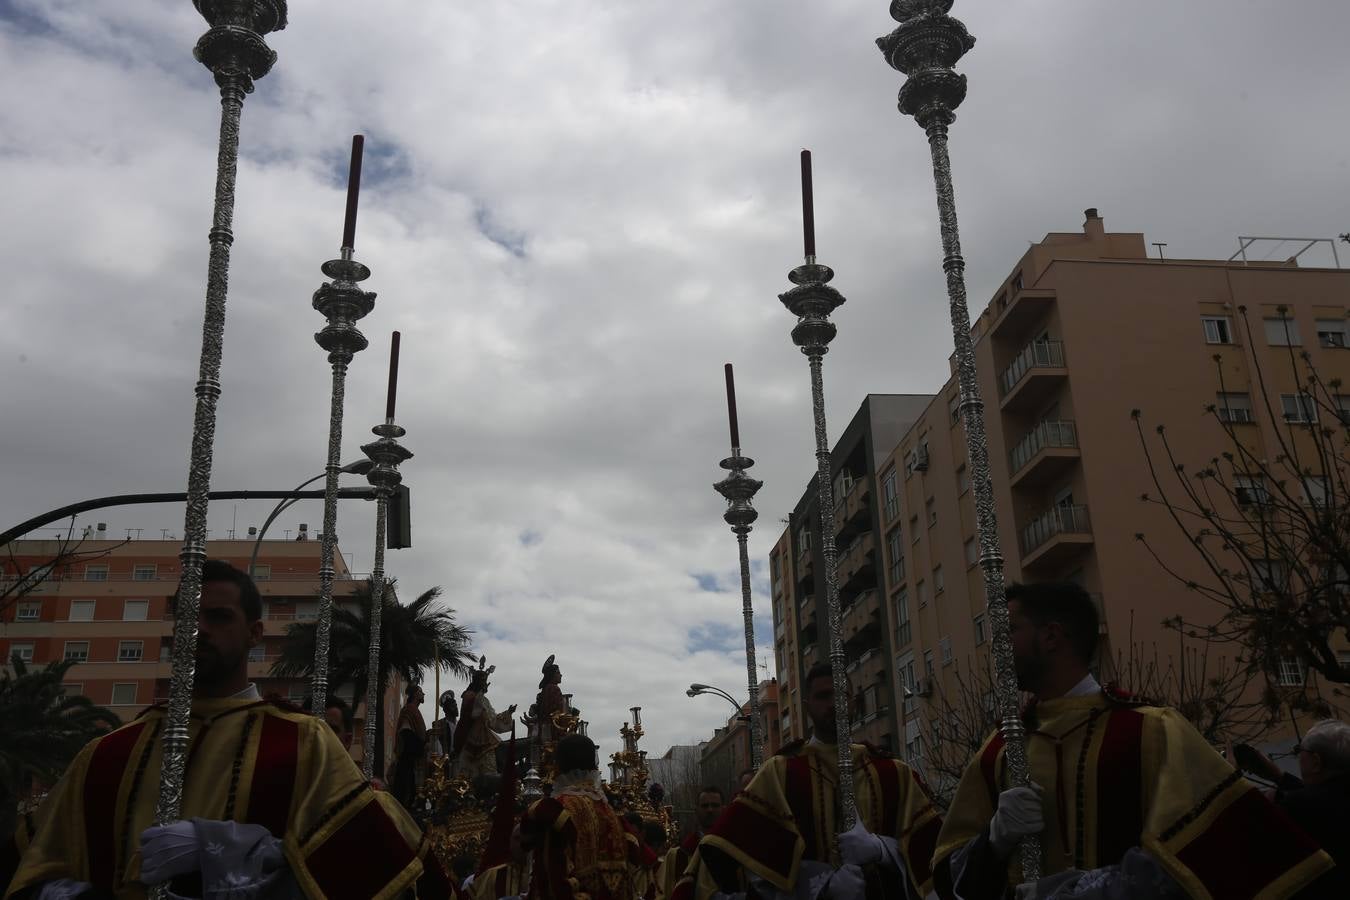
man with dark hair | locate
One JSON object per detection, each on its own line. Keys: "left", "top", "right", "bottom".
{"left": 675, "top": 662, "right": 941, "bottom": 899}
{"left": 523, "top": 734, "right": 639, "bottom": 900}
{"left": 934, "top": 581, "right": 1334, "bottom": 899}
{"left": 7, "top": 560, "right": 450, "bottom": 899}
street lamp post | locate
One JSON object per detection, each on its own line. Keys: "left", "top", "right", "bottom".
{"left": 713, "top": 363, "right": 765, "bottom": 770}
{"left": 157, "top": 0, "right": 288, "bottom": 841}
{"left": 876, "top": 0, "right": 1039, "bottom": 880}
{"left": 247, "top": 460, "right": 373, "bottom": 577}
{"left": 686, "top": 683, "right": 747, "bottom": 719}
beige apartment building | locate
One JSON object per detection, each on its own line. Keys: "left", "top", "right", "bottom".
{"left": 1, "top": 536, "right": 405, "bottom": 765}
{"left": 771, "top": 210, "right": 1350, "bottom": 773}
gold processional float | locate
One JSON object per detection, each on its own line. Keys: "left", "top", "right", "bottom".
{"left": 418, "top": 698, "right": 676, "bottom": 872}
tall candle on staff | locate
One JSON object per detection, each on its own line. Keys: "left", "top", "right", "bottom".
{"left": 342, "top": 134, "right": 364, "bottom": 254}
{"left": 800, "top": 149, "right": 816, "bottom": 262}
{"left": 386, "top": 330, "right": 401, "bottom": 423}
{"left": 724, "top": 362, "right": 741, "bottom": 453}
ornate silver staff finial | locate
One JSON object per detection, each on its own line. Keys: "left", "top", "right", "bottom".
{"left": 778, "top": 150, "right": 856, "bottom": 829}
{"left": 311, "top": 136, "right": 376, "bottom": 712}
{"left": 713, "top": 363, "right": 765, "bottom": 771}
{"left": 156, "top": 0, "right": 288, "bottom": 838}
{"left": 877, "top": 1, "right": 1041, "bottom": 880}
{"left": 360, "top": 339, "right": 413, "bottom": 779}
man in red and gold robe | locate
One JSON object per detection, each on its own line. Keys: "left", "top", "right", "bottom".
{"left": 934, "top": 581, "right": 1336, "bottom": 899}
{"left": 674, "top": 663, "right": 942, "bottom": 900}
{"left": 523, "top": 735, "right": 639, "bottom": 900}
{"left": 5, "top": 560, "right": 449, "bottom": 900}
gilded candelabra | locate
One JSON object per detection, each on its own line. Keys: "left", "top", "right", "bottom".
{"left": 876, "top": 0, "right": 1038, "bottom": 879}
{"left": 157, "top": 0, "right": 287, "bottom": 837}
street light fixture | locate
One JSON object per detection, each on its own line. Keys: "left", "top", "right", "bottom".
{"left": 687, "top": 683, "right": 749, "bottom": 721}
{"left": 248, "top": 459, "right": 374, "bottom": 576}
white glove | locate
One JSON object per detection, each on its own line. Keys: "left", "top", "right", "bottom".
{"left": 139, "top": 819, "right": 200, "bottom": 885}
{"left": 34, "top": 880, "right": 96, "bottom": 900}
{"left": 825, "top": 863, "right": 866, "bottom": 899}
{"left": 989, "top": 783, "right": 1043, "bottom": 858}
{"left": 837, "top": 819, "right": 885, "bottom": 867}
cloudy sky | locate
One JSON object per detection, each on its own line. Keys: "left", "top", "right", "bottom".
{"left": 2, "top": 0, "right": 1348, "bottom": 762}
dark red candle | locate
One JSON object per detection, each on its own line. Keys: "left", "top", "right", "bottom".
{"left": 342, "top": 134, "right": 365, "bottom": 250}
{"left": 385, "top": 331, "right": 401, "bottom": 421}
{"left": 800, "top": 149, "right": 816, "bottom": 259}
{"left": 724, "top": 363, "right": 741, "bottom": 450}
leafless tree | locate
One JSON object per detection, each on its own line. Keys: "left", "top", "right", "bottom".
{"left": 2, "top": 519, "right": 131, "bottom": 618}
{"left": 1133, "top": 305, "right": 1350, "bottom": 709}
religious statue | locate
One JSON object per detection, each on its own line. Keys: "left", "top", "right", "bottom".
{"left": 454, "top": 658, "right": 517, "bottom": 780}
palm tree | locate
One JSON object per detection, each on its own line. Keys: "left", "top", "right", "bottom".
{"left": 270, "top": 579, "right": 475, "bottom": 774}
{"left": 1, "top": 656, "right": 118, "bottom": 836}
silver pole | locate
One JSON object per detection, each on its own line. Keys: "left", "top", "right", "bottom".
{"left": 156, "top": 0, "right": 287, "bottom": 839}
{"left": 779, "top": 256, "right": 855, "bottom": 829}
{"left": 309, "top": 229, "right": 376, "bottom": 707}
{"left": 714, "top": 445, "right": 765, "bottom": 770}
{"left": 361, "top": 415, "right": 412, "bottom": 779}
{"left": 877, "top": 0, "right": 1040, "bottom": 879}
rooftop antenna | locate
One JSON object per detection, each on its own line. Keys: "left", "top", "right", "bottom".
{"left": 161, "top": 529, "right": 171, "bottom": 540}
{"left": 1152, "top": 242, "right": 1167, "bottom": 261}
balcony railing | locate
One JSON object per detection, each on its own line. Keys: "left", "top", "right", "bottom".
{"left": 1009, "top": 420, "right": 1078, "bottom": 475}
{"left": 1021, "top": 504, "right": 1092, "bottom": 556}
{"left": 999, "top": 340, "right": 1065, "bottom": 397}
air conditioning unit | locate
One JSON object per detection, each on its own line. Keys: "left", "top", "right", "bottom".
{"left": 907, "top": 446, "right": 930, "bottom": 473}
{"left": 915, "top": 678, "right": 934, "bottom": 698}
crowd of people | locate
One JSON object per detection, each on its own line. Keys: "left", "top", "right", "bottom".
{"left": 1, "top": 566, "right": 1346, "bottom": 899}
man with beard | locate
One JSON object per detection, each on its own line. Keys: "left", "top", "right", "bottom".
{"left": 5, "top": 560, "right": 449, "bottom": 899}
{"left": 933, "top": 581, "right": 1335, "bottom": 899}
{"left": 455, "top": 661, "right": 516, "bottom": 780}
{"left": 674, "top": 663, "right": 942, "bottom": 900}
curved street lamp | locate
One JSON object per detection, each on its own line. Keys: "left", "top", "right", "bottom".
{"left": 248, "top": 459, "right": 373, "bottom": 576}
{"left": 687, "top": 683, "right": 749, "bottom": 720}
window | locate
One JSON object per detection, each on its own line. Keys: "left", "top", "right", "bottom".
{"left": 122, "top": 599, "right": 148, "bottom": 622}
{"left": 160, "top": 644, "right": 171, "bottom": 662}
{"left": 934, "top": 565, "right": 945, "bottom": 595}
{"left": 770, "top": 553, "right": 781, "bottom": 586}
{"left": 882, "top": 468, "right": 899, "bottom": 521}
{"left": 897, "top": 652, "right": 917, "bottom": 713}
{"left": 940, "top": 636, "right": 953, "bottom": 665}
{"left": 69, "top": 600, "right": 95, "bottom": 622}
{"left": 1253, "top": 559, "right": 1288, "bottom": 591}
{"left": 905, "top": 733, "right": 922, "bottom": 763}
{"left": 1303, "top": 476, "right": 1330, "bottom": 507}
{"left": 895, "top": 589, "right": 911, "bottom": 647}
{"left": 252, "top": 565, "right": 271, "bottom": 582}
{"left": 1336, "top": 395, "right": 1350, "bottom": 425}
{"left": 917, "top": 580, "right": 928, "bottom": 608}
{"left": 297, "top": 602, "right": 318, "bottom": 622}
{"left": 1281, "top": 393, "right": 1318, "bottom": 424}
{"left": 132, "top": 564, "right": 157, "bottom": 581}
{"left": 1201, "top": 315, "right": 1233, "bottom": 345}
{"left": 64, "top": 641, "right": 89, "bottom": 662}
{"left": 16, "top": 601, "right": 40, "bottom": 621}
{"left": 1264, "top": 316, "right": 1301, "bottom": 346}
{"left": 1277, "top": 656, "right": 1305, "bottom": 687}
{"left": 84, "top": 565, "right": 109, "bottom": 582}
{"left": 1316, "top": 319, "right": 1347, "bottom": 349}
{"left": 1234, "top": 475, "right": 1271, "bottom": 507}
{"left": 117, "top": 641, "right": 143, "bottom": 662}
{"left": 947, "top": 392, "right": 961, "bottom": 425}
{"left": 9, "top": 643, "right": 34, "bottom": 663}
{"left": 957, "top": 465, "right": 970, "bottom": 495}
{"left": 964, "top": 537, "right": 978, "bottom": 567}
{"left": 887, "top": 529, "right": 905, "bottom": 586}
{"left": 833, "top": 469, "right": 854, "bottom": 505}
{"left": 1012, "top": 271, "right": 1024, "bottom": 293}
{"left": 248, "top": 645, "right": 266, "bottom": 662}
{"left": 111, "top": 683, "right": 138, "bottom": 706}
{"left": 62, "top": 683, "right": 83, "bottom": 697}
{"left": 1216, "top": 392, "right": 1254, "bottom": 424}
{"left": 926, "top": 498, "right": 937, "bottom": 528}
{"left": 287, "top": 684, "right": 307, "bottom": 703}
{"left": 910, "top": 516, "right": 920, "bottom": 545}
{"left": 974, "top": 614, "right": 987, "bottom": 645}
{"left": 797, "top": 526, "right": 812, "bottom": 556}
{"left": 924, "top": 649, "right": 936, "bottom": 680}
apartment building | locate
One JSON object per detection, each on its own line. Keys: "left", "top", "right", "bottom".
{"left": 698, "top": 678, "right": 781, "bottom": 798}
{"left": 770, "top": 396, "right": 933, "bottom": 749}
{"left": 774, "top": 210, "right": 1350, "bottom": 776}
{"left": 1, "top": 536, "right": 404, "bottom": 764}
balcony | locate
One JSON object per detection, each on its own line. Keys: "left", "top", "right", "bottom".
{"left": 990, "top": 286, "right": 1058, "bottom": 341}
{"left": 1008, "top": 420, "right": 1080, "bottom": 490}
{"left": 838, "top": 532, "right": 877, "bottom": 591}
{"left": 841, "top": 589, "right": 879, "bottom": 639}
{"left": 1020, "top": 504, "right": 1093, "bottom": 570}
{"left": 833, "top": 476, "right": 872, "bottom": 539}
{"left": 999, "top": 339, "right": 1068, "bottom": 413}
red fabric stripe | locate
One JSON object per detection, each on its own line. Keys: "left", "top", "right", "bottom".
{"left": 308, "top": 797, "right": 417, "bottom": 898}
{"left": 83, "top": 722, "right": 146, "bottom": 890}
{"left": 906, "top": 815, "right": 941, "bottom": 888}
{"left": 783, "top": 755, "right": 817, "bottom": 860}
{"left": 870, "top": 758, "right": 900, "bottom": 835}
{"left": 709, "top": 798, "right": 800, "bottom": 877}
{"left": 247, "top": 714, "right": 299, "bottom": 837}
{"left": 1174, "top": 788, "right": 1321, "bottom": 899}
{"left": 1094, "top": 709, "right": 1144, "bottom": 866}
{"left": 979, "top": 734, "right": 1005, "bottom": 808}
